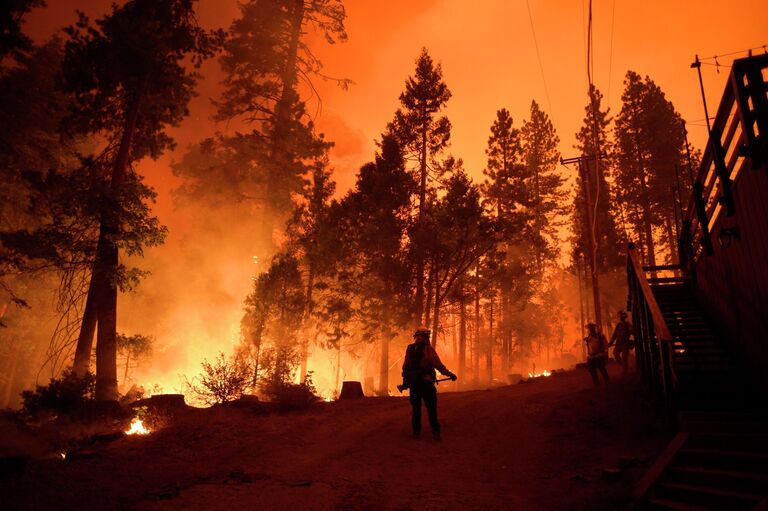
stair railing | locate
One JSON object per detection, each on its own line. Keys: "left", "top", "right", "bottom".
{"left": 626, "top": 243, "right": 678, "bottom": 410}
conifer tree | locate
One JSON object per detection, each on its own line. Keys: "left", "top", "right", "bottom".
{"left": 176, "top": 0, "right": 346, "bottom": 253}
{"left": 613, "top": 71, "right": 686, "bottom": 266}
{"left": 520, "top": 100, "right": 564, "bottom": 274}
{"left": 64, "top": 0, "right": 222, "bottom": 399}
{"left": 242, "top": 252, "right": 307, "bottom": 383}
{"left": 387, "top": 48, "right": 452, "bottom": 325}
{"left": 481, "top": 108, "right": 526, "bottom": 373}
{"left": 334, "top": 134, "right": 413, "bottom": 393}
{"left": 0, "top": 0, "right": 45, "bottom": 67}
{"left": 422, "top": 169, "right": 497, "bottom": 380}
{"left": 483, "top": 108, "right": 522, "bottom": 219}
{"left": 285, "top": 158, "right": 337, "bottom": 381}
{"left": 571, "top": 85, "right": 623, "bottom": 272}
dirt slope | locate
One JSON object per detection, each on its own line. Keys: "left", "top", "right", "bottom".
{"left": 1, "top": 366, "right": 670, "bottom": 510}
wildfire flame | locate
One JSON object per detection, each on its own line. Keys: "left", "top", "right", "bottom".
{"left": 528, "top": 370, "right": 552, "bottom": 379}
{"left": 125, "top": 418, "right": 150, "bottom": 435}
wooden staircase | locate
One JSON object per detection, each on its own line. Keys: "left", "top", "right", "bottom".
{"left": 640, "top": 414, "right": 768, "bottom": 510}
{"left": 633, "top": 281, "right": 768, "bottom": 510}
{"left": 652, "top": 283, "right": 747, "bottom": 410}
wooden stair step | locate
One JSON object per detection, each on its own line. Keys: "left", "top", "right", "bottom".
{"left": 672, "top": 342, "right": 720, "bottom": 349}
{"left": 646, "top": 497, "right": 718, "bottom": 510}
{"left": 677, "top": 448, "right": 768, "bottom": 472}
{"left": 657, "top": 481, "right": 763, "bottom": 504}
{"left": 678, "top": 411, "right": 768, "bottom": 422}
{"left": 671, "top": 328, "right": 713, "bottom": 335}
{"left": 673, "top": 347, "right": 727, "bottom": 353}
{"left": 672, "top": 339, "right": 723, "bottom": 345}
{"left": 670, "top": 465, "right": 768, "bottom": 482}
{"left": 673, "top": 353, "right": 729, "bottom": 360}
{"left": 673, "top": 363, "right": 737, "bottom": 372}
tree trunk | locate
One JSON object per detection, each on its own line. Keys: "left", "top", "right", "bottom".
{"left": 576, "top": 255, "right": 586, "bottom": 355}
{"left": 379, "top": 335, "right": 388, "bottom": 395}
{"left": 89, "top": 78, "right": 145, "bottom": 401}
{"left": 299, "top": 342, "right": 309, "bottom": 383}
{"left": 580, "top": 161, "right": 603, "bottom": 331}
{"left": 335, "top": 343, "right": 342, "bottom": 396}
{"left": 94, "top": 242, "right": 119, "bottom": 400}
{"left": 300, "top": 266, "right": 314, "bottom": 383}
{"left": 641, "top": 189, "right": 657, "bottom": 268}
{"left": 634, "top": 120, "right": 657, "bottom": 268}
{"left": 501, "top": 284, "right": 509, "bottom": 373}
{"left": 424, "top": 263, "right": 434, "bottom": 329}
{"left": 415, "top": 122, "right": 428, "bottom": 325}
{"left": 123, "top": 350, "right": 130, "bottom": 386}
{"left": 487, "top": 296, "right": 493, "bottom": 384}
{"left": 431, "top": 284, "right": 440, "bottom": 348}
{"left": 1, "top": 347, "right": 17, "bottom": 408}
{"left": 72, "top": 271, "right": 98, "bottom": 377}
{"left": 451, "top": 310, "right": 457, "bottom": 363}
{"left": 262, "top": 0, "right": 305, "bottom": 250}
{"left": 583, "top": 253, "right": 591, "bottom": 323}
{"left": 458, "top": 278, "right": 466, "bottom": 385}
{"left": 473, "top": 278, "right": 480, "bottom": 383}
{"left": 251, "top": 336, "right": 262, "bottom": 387}
{"left": 533, "top": 161, "right": 542, "bottom": 273}
{"left": 664, "top": 214, "right": 677, "bottom": 264}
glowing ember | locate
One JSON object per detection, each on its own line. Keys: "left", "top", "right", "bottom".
{"left": 528, "top": 370, "right": 552, "bottom": 379}
{"left": 125, "top": 418, "right": 150, "bottom": 435}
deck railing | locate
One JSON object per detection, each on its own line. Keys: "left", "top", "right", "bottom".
{"left": 680, "top": 54, "right": 768, "bottom": 270}
{"left": 626, "top": 243, "right": 679, "bottom": 409}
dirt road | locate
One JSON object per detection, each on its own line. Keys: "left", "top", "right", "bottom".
{"left": 2, "top": 366, "right": 670, "bottom": 510}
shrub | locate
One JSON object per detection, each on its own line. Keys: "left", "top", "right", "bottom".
{"left": 185, "top": 352, "right": 252, "bottom": 405}
{"left": 20, "top": 369, "right": 95, "bottom": 419}
{"left": 259, "top": 346, "right": 318, "bottom": 411}
{"left": 261, "top": 372, "right": 318, "bottom": 411}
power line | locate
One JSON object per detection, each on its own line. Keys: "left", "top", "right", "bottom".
{"left": 585, "top": 0, "right": 603, "bottom": 322}
{"left": 605, "top": 0, "right": 616, "bottom": 105}
{"left": 699, "top": 44, "right": 767, "bottom": 61}
{"left": 525, "top": 0, "right": 555, "bottom": 123}
{"left": 586, "top": 0, "right": 594, "bottom": 86}
{"left": 581, "top": 0, "right": 588, "bottom": 88}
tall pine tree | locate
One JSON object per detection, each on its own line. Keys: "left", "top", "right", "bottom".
{"left": 571, "top": 85, "right": 624, "bottom": 271}
{"left": 387, "top": 48, "right": 451, "bottom": 325}
{"left": 175, "top": 0, "right": 346, "bottom": 253}
{"left": 64, "top": 0, "right": 222, "bottom": 399}
{"left": 520, "top": 100, "right": 564, "bottom": 274}
{"left": 613, "top": 71, "right": 686, "bottom": 266}
{"left": 481, "top": 108, "right": 526, "bottom": 374}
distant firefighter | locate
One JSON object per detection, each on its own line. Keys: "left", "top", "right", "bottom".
{"left": 584, "top": 323, "right": 610, "bottom": 385}
{"left": 608, "top": 310, "right": 633, "bottom": 373}
{"left": 400, "top": 327, "right": 457, "bottom": 440}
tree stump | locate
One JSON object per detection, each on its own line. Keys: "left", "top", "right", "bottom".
{"left": 339, "top": 381, "right": 365, "bottom": 400}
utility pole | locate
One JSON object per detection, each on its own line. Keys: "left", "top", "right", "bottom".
{"left": 690, "top": 55, "right": 713, "bottom": 136}
{"left": 562, "top": 154, "right": 605, "bottom": 332}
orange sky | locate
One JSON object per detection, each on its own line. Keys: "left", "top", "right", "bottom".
{"left": 28, "top": 1, "right": 768, "bottom": 202}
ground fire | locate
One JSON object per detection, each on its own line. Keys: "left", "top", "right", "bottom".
{"left": 125, "top": 418, "right": 150, "bottom": 436}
